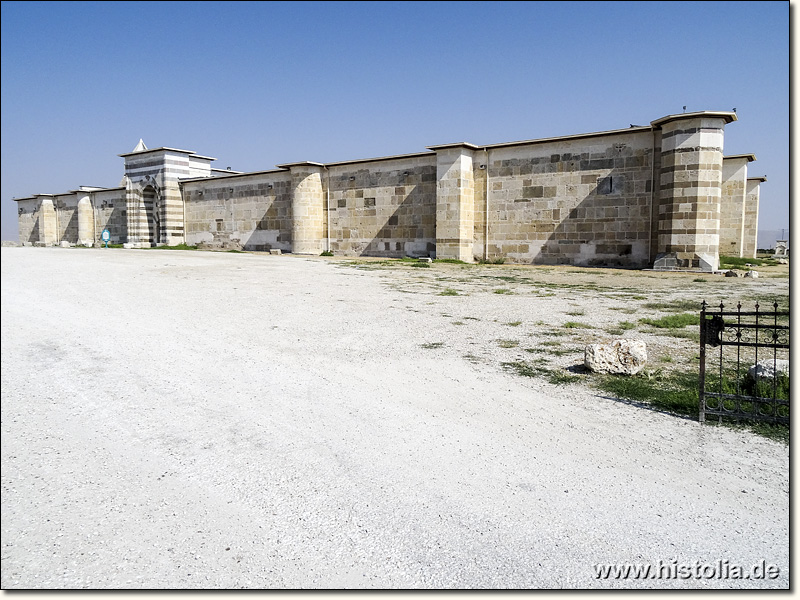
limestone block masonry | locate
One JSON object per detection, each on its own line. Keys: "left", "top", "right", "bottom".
{"left": 325, "top": 154, "right": 436, "bottom": 258}
{"left": 14, "top": 110, "right": 765, "bottom": 271}
{"left": 181, "top": 171, "right": 293, "bottom": 252}
{"left": 653, "top": 114, "right": 733, "bottom": 271}
{"left": 719, "top": 155, "right": 754, "bottom": 258}
{"left": 743, "top": 177, "right": 764, "bottom": 259}
{"left": 431, "top": 145, "right": 476, "bottom": 262}
{"left": 282, "top": 163, "right": 326, "bottom": 255}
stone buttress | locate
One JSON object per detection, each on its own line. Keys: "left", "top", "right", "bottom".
{"left": 652, "top": 111, "right": 737, "bottom": 271}
{"left": 278, "top": 162, "right": 326, "bottom": 254}
{"left": 429, "top": 143, "right": 478, "bottom": 262}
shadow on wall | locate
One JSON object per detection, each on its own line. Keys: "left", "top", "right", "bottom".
{"left": 26, "top": 216, "right": 40, "bottom": 244}
{"left": 324, "top": 164, "right": 437, "bottom": 258}
{"left": 239, "top": 198, "right": 293, "bottom": 252}
{"left": 195, "top": 166, "right": 437, "bottom": 256}
{"left": 485, "top": 146, "right": 654, "bottom": 268}
{"left": 535, "top": 166, "right": 651, "bottom": 268}
{"left": 141, "top": 187, "right": 161, "bottom": 246}
{"left": 61, "top": 209, "right": 78, "bottom": 245}
{"left": 107, "top": 204, "right": 127, "bottom": 243}
{"left": 358, "top": 183, "right": 436, "bottom": 258}
{"left": 96, "top": 202, "right": 128, "bottom": 244}
{"left": 182, "top": 183, "right": 292, "bottom": 252}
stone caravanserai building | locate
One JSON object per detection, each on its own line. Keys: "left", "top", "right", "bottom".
{"left": 14, "top": 110, "right": 765, "bottom": 271}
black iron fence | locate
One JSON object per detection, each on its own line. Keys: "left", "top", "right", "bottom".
{"left": 699, "top": 301, "right": 789, "bottom": 425}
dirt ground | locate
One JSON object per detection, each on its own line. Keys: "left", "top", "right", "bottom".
{"left": 0, "top": 247, "right": 789, "bottom": 589}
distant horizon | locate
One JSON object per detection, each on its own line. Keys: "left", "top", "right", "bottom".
{"left": 755, "top": 229, "right": 791, "bottom": 250}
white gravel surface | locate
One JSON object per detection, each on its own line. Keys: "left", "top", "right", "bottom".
{"left": 0, "top": 247, "right": 789, "bottom": 589}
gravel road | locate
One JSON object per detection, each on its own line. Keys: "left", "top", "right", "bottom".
{"left": 0, "top": 247, "right": 789, "bottom": 589}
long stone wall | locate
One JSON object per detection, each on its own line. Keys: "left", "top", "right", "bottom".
{"left": 15, "top": 110, "right": 764, "bottom": 271}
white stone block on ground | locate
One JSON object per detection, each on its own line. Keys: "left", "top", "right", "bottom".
{"left": 585, "top": 339, "right": 647, "bottom": 375}
{"left": 748, "top": 359, "right": 790, "bottom": 381}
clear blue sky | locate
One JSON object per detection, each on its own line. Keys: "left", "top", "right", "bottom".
{"left": 0, "top": 1, "right": 790, "bottom": 243}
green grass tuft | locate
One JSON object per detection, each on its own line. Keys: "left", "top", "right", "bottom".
{"left": 594, "top": 370, "right": 788, "bottom": 443}
{"left": 497, "top": 339, "right": 519, "bottom": 348}
{"left": 502, "top": 361, "right": 576, "bottom": 385}
{"left": 719, "top": 255, "right": 765, "bottom": 268}
{"left": 639, "top": 313, "right": 699, "bottom": 329}
{"left": 643, "top": 299, "right": 699, "bottom": 312}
